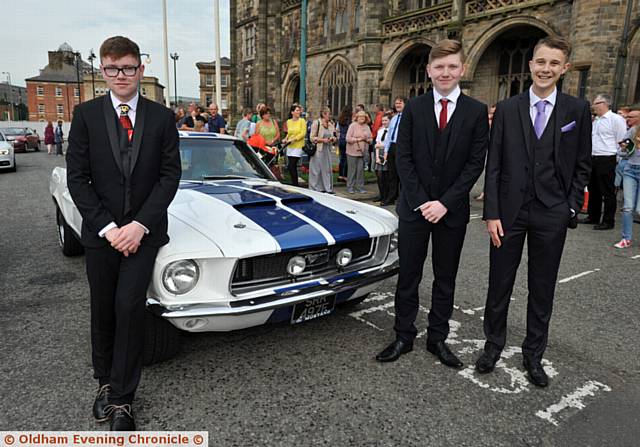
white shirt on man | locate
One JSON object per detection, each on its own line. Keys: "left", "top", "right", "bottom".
{"left": 529, "top": 87, "right": 557, "bottom": 131}
{"left": 592, "top": 110, "right": 627, "bottom": 156}
{"left": 433, "top": 85, "right": 461, "bottom": 128}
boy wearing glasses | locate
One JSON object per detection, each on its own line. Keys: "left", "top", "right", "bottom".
{"left": 66, "top": 36, "right": 181, "bottom": 430}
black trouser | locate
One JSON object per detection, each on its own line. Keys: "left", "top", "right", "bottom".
{"left": 376, "top": 169, "right": 388, "bottom": 201}
{"left": 587, "top": 155, "right": 617, "bottom": 225}
{"left": 386, "top": 143, "right": 399, "bottom": 203}
{"left": 394, "top": 217, "right": 467, "bottom": 344}
{"left": 483, "top": 199, "right": 569, "bottom": 361}
{"left": 85, "top": 244, "right": 159, "bottom": 405}
{"left": 287, "top": 155, "right": 299, "bottom": 187}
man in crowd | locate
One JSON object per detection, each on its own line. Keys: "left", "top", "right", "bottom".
{"left": 376, "top": 39, "right": 489, "bottom": 368}
{"left": 579, "top": 93, "right": 627, "bottom": 229}
{"left": 477, "top": 36, "right": 591, "bottom": 387}
{"left": 381, "top": 96, "right": 406, "bottom": 206}
{"left": 181, "top": 102, "right": 206, "bottom": 130}
{"left": 208, "top": 102, "right": 227, "bottom": 134}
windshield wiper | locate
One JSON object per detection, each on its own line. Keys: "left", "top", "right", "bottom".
{"left": 202, "top": 175, "right": 250, "bottom": 180}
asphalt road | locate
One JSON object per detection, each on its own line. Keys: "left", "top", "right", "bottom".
{"left": 1, "top": 150, "right": 639, "bottom": 446}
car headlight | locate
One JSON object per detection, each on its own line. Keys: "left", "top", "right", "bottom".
{"left": 336, "top": 248, "right": 353, "bottom": 267}
{"left": 389, "top": 230, "right": 399, "bottom": 252}
{"left": 286, "top": 255, "right": 306, "bottom": 276}
{"left": 162, "top": 259, "right": 199, "bottom": 294}
{"left": 0, "top": 149, "right": 8, "bottom": 155}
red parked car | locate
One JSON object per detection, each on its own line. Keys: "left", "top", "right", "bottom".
{"left": 1, "top": 127, "right": 40, "bottom": 152}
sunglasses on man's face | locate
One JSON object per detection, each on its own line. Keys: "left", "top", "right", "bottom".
{"left": 103, "top": 65, "right": 140, "bottom": 77}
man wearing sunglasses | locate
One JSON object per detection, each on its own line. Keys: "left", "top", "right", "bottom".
{"left": 66, "top": 36, "right": 181, "bottom": 431}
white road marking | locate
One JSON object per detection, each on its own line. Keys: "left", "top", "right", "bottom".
{"left": 362, "top": 292, "right": 394, "bottom": 303}
{"left": 349, "top": 301, "right": 394, "bottom": 318}
{"left": 535, "top": 381, "right": 611, "bottom": 426}
{"left": 558, "top": 269, "right": 600, "bottom": 284}
{"left": 631, "top": 255, "right": 640, "bottom": 259}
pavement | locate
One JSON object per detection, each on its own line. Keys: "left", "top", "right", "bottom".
{"left": 1, "top": 150, "right": 640, "bottom": 446}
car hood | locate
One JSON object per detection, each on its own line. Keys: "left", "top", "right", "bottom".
{"left": 168, "top": 180, "right": 397, "bottom": 259}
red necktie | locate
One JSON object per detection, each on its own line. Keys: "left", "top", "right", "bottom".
{"left": 118, "top": 104, "right": 133, "bottom": 143}
{"left": 439, "top": 98, "right": 448, "bottom": 131}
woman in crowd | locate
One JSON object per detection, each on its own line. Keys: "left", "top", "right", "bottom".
{"left": 54, "top": 120, "right": 64, "bottom": 156}
{"left": 345, "top": 110, "right": 372, "bottom": 194}
{"left": 373, "top": 114, "right": 391, "bottom": 202}
{"left": 614, "top": 113, "right": 640, "bottom": 249}
{"left": 336, "top": 106, "right": 351, "bottom": 182}
{"left": 282, "top": 104, "right": 306, "bottom": 187}
{"left": 44, "top": 121, "right": 54, "bottom": 154}
{"left": 254, "top": 106, "right": 280, "bottom": 147}
{"left": 309, "top": 107, "right": 336, "bottom": 193}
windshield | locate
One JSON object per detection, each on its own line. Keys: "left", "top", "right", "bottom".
{"left": 179, "top": 138, "right": 273, "bottom": 182}
{"left": 1, "top": 128, "right": 26, "bottom": 135}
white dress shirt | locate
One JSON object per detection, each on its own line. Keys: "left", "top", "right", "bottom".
{"left": 529, "top": 87, "right": 556, "bottom": 131}
{"left": 592, "top": 110, "right": 628, "bottom": 156}
{"left": 384, "top": 113, "right": 402, "bottom": 155}
{"left": 99, "top": 91, "right": 148, "bottom": 238}
{"left": 110, "top": 91, "right": 138, "bottom": 127}
{"left": 434, "top": 85, "right": 461, "bottom": 128}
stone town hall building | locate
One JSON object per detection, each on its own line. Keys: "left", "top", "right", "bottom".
{"left": 229, "top": 0, "right": 640, "bottom": 120}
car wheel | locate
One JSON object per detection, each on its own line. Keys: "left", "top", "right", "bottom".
{"left": 34, "top": 142, "right": 40, "bottom": 152}
{"left": 9, "top": 157, "right": 16, "bottom": 172}
{"left": 143, "top": 309, "right": 182, "bottom": 366}
{"left": 338, "top": 293, "right": 369, "bottom": 308}
{"left": 56, "top": 206, "right": 84, "bottom": 256}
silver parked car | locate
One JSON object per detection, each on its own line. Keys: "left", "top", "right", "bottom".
{"left": 0, "top": 131, "right": 16, "bottom": 172}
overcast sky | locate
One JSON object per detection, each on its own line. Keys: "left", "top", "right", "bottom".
{"left": 0, "top": 0, "right": 231, "bottom": 98}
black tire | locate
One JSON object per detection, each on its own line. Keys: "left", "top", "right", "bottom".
{"left": 143, "top": 309, "right": 182, "bottom": 366}
{"left": 8, "top": 157, "right": 16, "bottom": 172}
{"left": 338, "top": 293, "right": 369, "bottom": 308}
{"left": 56, "top": 206, "right": 84, "bottom": 256}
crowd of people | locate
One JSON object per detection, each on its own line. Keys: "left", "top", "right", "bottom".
{"left": 172, "top": 81, "right": 640, "bottom": 250}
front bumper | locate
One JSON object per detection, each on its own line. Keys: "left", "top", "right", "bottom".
{"left": 0, "top": 153, "right": 14, "bottom": 169}
{"left": 147, "top": 254, "right": 399, "bottom": 332}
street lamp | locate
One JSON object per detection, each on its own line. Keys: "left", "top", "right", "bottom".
{"left": 87, "top": 50, "right": 96, "bottom": 99}
{"left": 140, "top": 53, "right": 152, "bottom": 65}
{"left": 73, "top": 52, "right": 82, "bottom": 105}
{"left": 1, "top": 71, "right": 13, "bottom": 120}
{"left": 170, "top": 52, "right": 179, "bottom": 106}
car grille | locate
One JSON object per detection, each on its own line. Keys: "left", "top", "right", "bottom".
{"left": 231, "top": 238, "right": 376, "bottom": 294}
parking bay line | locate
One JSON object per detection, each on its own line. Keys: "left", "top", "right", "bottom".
{"left": 632, "top": 255, "right": 640, "bottom": 259}
{"left": 535, "top": 381, "right": 611, "bottom": 426}
{"left": 558, "top": 269, "right": 600, "bottom": 284}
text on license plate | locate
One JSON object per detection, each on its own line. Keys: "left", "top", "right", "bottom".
{"left": 291, "top": 295, "right": 336, "bottom": 324}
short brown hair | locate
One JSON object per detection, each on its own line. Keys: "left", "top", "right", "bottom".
{"left": 242, "top": 107, "right": 253, "bottom": 117}
{"left": 259, "top": 106, "right": 272, "bottom": 118}
{"left": 533, "top": 36, "right": 572, "bottom": 60}
{"left": 100, "top": 36, "right": 141, "bottom": 64}
{"left": 429, "top": 39, "right": 465, "bottom": 64}
{"left": 628, "top": 104, "right": 640, "bottom": 112}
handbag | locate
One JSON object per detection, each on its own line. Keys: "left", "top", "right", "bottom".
{"left": 302, "top": 119, "right": 320, "bottom": 157}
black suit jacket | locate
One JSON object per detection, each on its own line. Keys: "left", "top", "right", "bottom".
{"left": 67, "top": 94, "right": 181, "bottom": 248}
{"left": 395, "top": 91, "right": 490, "bottom": 227}
{"left": 483, "top": 91, "right": 592, "bottom": 229}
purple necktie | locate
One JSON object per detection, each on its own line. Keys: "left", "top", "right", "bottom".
{"left": 534, "top": 100, "right": 548, "bottom": 139}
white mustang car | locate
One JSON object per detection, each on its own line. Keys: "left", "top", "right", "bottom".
{"left": 51, "top": 132, "right": 399, "bottom": 364}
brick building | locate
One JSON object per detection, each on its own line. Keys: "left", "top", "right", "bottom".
{"left": 82, "top": 74, "right": 165, "bottom": 104}
{"left": 196, "top": 57, "right": 232, "bottom": 115}
{"left": 230, "top": 0, "right": 640, "bottom": 121}
{"left": 25, "top": 43, "right": 91, "bottom": 122}
{"left": 0, "top": 82, "right": 28, "bottom": 121}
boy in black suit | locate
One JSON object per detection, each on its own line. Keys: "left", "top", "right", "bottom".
{"left": 476, "top": 36, "right": 591, "bottom": 387}
{"left": 376, "top": 40, "right": 489, "bottom": 367}
{"left": 67, "top": 36, "right": 181, "bottom": 429}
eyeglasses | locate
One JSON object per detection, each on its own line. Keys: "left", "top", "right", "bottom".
{"left": 592, "top": 101, "right": 606, "bottom": 106}
{"left": 103, "top": 65, "right": 140, "bottom": 77}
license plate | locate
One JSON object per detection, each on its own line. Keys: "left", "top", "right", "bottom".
{"left": 291, "top": 295, "right": 336, "bottom": 324}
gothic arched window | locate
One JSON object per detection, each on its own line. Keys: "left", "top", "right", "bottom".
{"left": 322, "top": 60, "right": 355, "bottom": 115}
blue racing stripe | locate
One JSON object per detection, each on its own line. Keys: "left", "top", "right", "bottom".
{"left": 235, "top": 184, "right": 371, "bottom": 243}
{"left": 182, "top": 183, "right": 327, "bottom": 251}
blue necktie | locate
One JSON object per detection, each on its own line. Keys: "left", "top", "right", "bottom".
{"left": 391, "top": 113, "right": 402, "bottom": 141}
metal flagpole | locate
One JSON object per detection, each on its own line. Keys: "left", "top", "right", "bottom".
{"left": 162, "top": 0, "right": 171, "bottom": 108}
{"left": 213, "top": 0, "right": 222, "bottom": 109}
{"left": 299, "top": 0, "right": 307, "bottom": 108}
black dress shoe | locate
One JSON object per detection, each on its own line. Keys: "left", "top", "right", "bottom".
{"left": 107, "top": 404, "right": 136, "bottom": 431}
{"left": 594, "top": 223, "right": 614, "bottom": 230}
{"left": 93, "top": 384, "right": 110, "bottom": 422}
{"left": 426, "top": 341, "right": 463, "bottom": 368}
{"left": 523, "top": 357, "right": 549, "bottom": 388}
{"left": 577, "top": 217, "right": 597, "bottom": 224}
{"left": 475, "top": 349, "right": 501, "bottom": 374}
{"left": 375, "top": 339, "right": 413, "bottom": 362}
